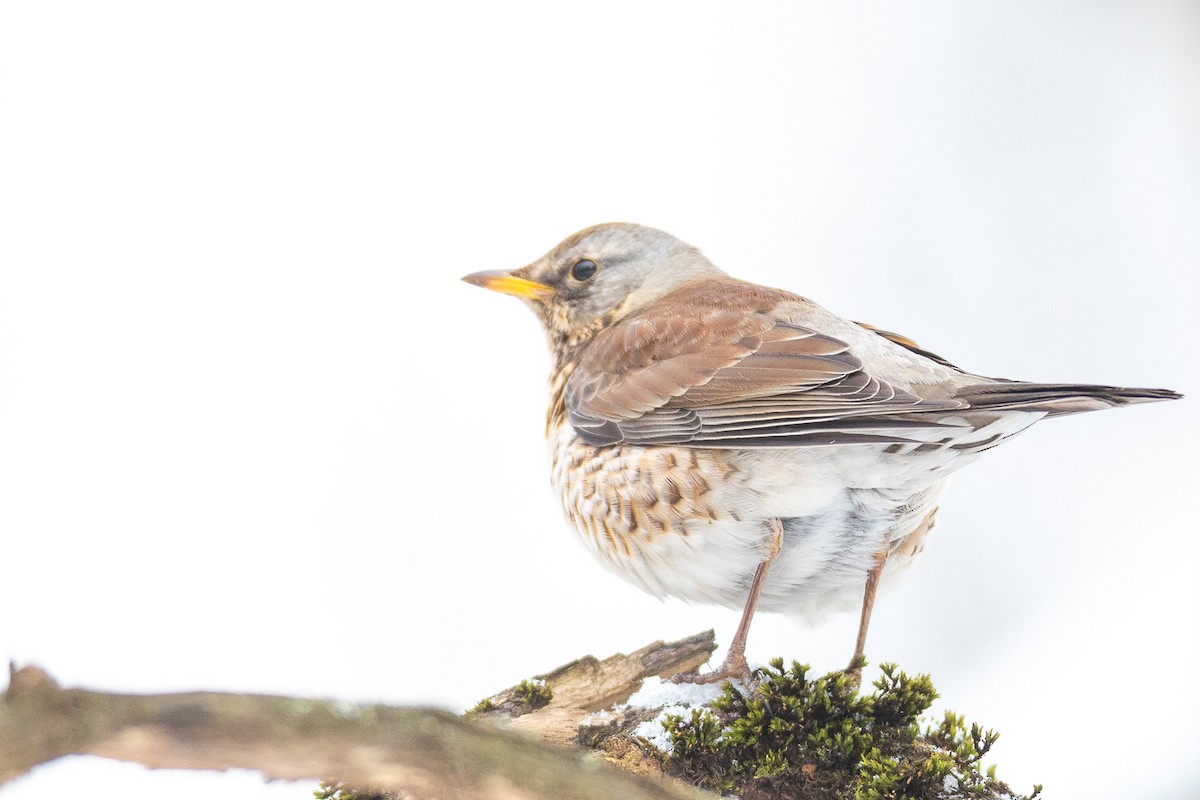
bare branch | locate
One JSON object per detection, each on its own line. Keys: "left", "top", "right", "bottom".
{"left": 1, "top": 634, "right": 718, "bottom": 800}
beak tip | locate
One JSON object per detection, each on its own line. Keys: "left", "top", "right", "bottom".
{"left": 461, "top": 270, "right": 494, "bottom": 288}
{"left": 459, "top": 270, "right": 553, "bottom": 300}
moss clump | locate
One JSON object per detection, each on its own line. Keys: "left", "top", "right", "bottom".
{"left": 513, "top": 678, "right": 553, "bottom": 710}
{"left": 468, "top": 696, "right": 495, "bottom": 714}
{"left": 660, "top": 659, "right": 1041, "bottom": 800}
{"left": 313, "top": 782, "right": 395, "bottom": 800}
{"left": 467, "top": 677, "right": 552, "bottom": 718}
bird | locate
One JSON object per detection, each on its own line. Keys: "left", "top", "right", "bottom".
{"left": 462, "top": 222, "right": 1180, "bottom": 683}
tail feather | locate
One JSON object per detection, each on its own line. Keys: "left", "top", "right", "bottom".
{"left": 955, "top": 382, "right": 1182, "bottom": 417}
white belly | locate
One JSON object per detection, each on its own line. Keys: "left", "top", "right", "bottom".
{"left": 546, "top": 411, "right": 1040, "bottom": 620}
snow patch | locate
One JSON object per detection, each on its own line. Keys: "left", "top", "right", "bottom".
{"left": 626, "top": 676, "right": 733, "bottom": 710}
{"left": 579, "top": 708, "right": 617, "bottom": 727}
{"left": 626, "top": 676, "right": 748, "bottom": 754}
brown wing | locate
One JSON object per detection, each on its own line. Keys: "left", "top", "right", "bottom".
{"left": 565, "top": 287, "right": 967, "bottom": 448}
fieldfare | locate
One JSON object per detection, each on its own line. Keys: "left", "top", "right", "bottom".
{"left": 463, "top": 223, "right": 1180, "bottom": 683}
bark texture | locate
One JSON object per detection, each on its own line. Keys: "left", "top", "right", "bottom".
{"left": 0, "top": 633, "right": 719, "bottom": 800}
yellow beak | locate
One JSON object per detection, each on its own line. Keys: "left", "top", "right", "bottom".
{"left": 461, "top": 270, "right": 554, "bottom": 300}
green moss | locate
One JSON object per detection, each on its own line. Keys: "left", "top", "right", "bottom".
{"left": 513, "top": 679, "right": 552, "bottom": 710}
{"left": 465, "top": 677, "right": 552, "bottom": 720}
{"left": 468, "top": 697, "right": 496, "bottom": 714}
{"left": 313, "top": 782, "right": 395, "bottom": 800}
{"left": 660, "top": 659, "right": 1039, "bottom": 800}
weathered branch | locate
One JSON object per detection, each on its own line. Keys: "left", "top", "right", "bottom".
{"left": 0, "top": 632, "right": 718, "bottom": 800}
{"left": 480, "top": 629, "right": 715, "bottom": 745}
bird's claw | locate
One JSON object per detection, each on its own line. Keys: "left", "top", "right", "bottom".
{"left": 671, "top": 651, "right": 754, "bottom": 687}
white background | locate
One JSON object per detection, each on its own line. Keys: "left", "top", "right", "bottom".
{"left": 2, "top": 2, "right": 1197, "bottom": 798}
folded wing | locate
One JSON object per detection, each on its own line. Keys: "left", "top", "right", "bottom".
{"left": 565, "top": 294, "right": 967, "bottom": 448}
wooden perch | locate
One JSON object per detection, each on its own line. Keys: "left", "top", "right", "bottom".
{"left": 478, "top": 629, "right": 715, "bottom": 745}
{"left": 0, "top": 632, "right": 718, "bottom": 800}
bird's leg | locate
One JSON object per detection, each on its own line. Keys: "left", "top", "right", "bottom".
{"left": 847, "top": 544, "right": 890, "bottom": 686}
{"left": 676, "top": 518, "right": 784, "bottom": 685}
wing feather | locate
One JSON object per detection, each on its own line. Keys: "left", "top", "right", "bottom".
{"left": 564, "top": 283, "right": 965, "bottom": 447}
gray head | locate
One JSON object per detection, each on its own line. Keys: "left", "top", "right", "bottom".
{"left": 463, "top": 222, "right": 724, "bottom": 348}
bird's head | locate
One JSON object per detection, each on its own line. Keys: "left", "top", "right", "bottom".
{"left": 463, "top": 222, "right": 724, "bottom": 352}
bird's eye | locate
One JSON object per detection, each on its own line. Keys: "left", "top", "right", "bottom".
{"left": 570, "top": 259, "right": 598, "bottom": 282}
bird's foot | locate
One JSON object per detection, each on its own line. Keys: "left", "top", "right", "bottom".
{"left": 844, "top": 654, "right": 868, "bottom": 691}
{"left": 671, "top": 650, "right": 754, "bottom": 686}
